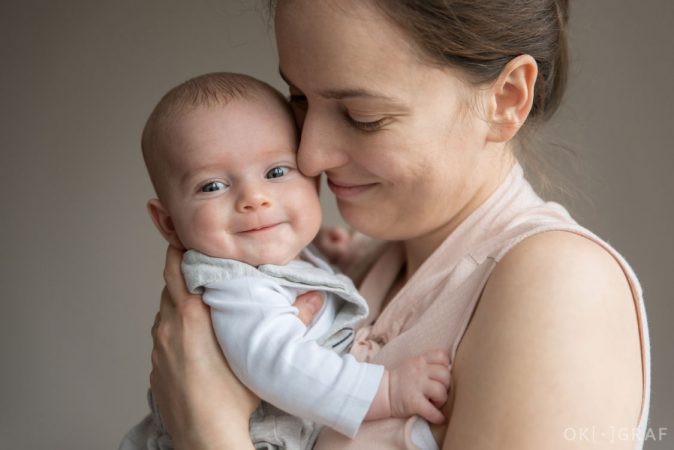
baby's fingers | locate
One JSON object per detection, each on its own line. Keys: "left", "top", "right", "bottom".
{"left": 428, "top": 365, "right": 451, "bottom": 388}
{"left": 416, "top": 398, "right": 445, "bottom": 425}
{"left": 422, "top": 349, "right": 450, "bottom": 366}
{"left": 424, "top": 380, "right": 449, "bottom": 409}
{"left": 326, "top": 226, "right": 351, "bottom": 244}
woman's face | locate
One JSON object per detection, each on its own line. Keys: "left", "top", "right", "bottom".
{"left": 275, "top": 0, "right": 511, "bottom": 241}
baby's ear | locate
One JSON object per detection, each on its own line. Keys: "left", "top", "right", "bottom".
{"left": 147, "top": 199, "right": 184, "bottom": 249}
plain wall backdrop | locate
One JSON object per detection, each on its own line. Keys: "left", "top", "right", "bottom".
{"left": 0, "top": 1, "right": 672, "bottom": 448}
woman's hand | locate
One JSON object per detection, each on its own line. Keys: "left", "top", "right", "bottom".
{"left": 150, "top": 246, "right": 324, "bottom": 450}
{"left": 150, "top": 246, "right": 255, "bottom": 449}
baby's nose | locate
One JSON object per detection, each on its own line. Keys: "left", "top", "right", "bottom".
{"left": 235, "top": 188, "right": 271, "bottom": 212}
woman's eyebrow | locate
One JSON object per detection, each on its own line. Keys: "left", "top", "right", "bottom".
{"left": 278, "top": 68, "right": 402, "bottom": 103}
{"left": 317, "top": 87, "right": 397, "bottom": 101}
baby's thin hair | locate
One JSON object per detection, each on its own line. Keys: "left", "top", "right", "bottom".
{"left": 141, "top": 72, "right": 287, "bottom": 199}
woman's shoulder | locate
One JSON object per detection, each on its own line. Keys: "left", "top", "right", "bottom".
{"left": 466, "top": 230, "right": 642, "bottom": 372}
{"left": 444, "top": 230, "right": 643, "bottom": 448}
{"left": 471, "top": 230, "right": 640, "bottom": 342}
{"left": 492, "top": 229, "right": 632, "bottom": 291}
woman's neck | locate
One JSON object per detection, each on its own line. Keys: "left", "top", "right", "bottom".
{"left": 402, "top": 156, "right": 515, "bottom": 280}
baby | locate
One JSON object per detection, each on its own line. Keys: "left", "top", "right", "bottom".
{"left": 122, "top": 73, "right": 449, "bottom": 450}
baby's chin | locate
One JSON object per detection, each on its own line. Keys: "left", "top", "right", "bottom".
{"left": 243, "top": 251, "right": 300, "bottom": 267}
{"left": 235, "top": 238, "right": 311, "bottom": 267}
{"left": 190, "top": 233, "right": 310, "bottom": 267}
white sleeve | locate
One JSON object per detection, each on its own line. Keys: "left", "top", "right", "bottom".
{"left": 202, "top": 277, "right": 384, "bottom": 438}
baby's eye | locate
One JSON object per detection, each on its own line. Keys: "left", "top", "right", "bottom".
{"left": 200, "top": 181, "right": 227, "bottom": 192}
{"left": 265, "top": 166, "right": 289, "bottom": 179}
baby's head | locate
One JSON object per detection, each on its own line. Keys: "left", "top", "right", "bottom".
{"left": 142, "top": 72, "right": 322, "bottom": 266}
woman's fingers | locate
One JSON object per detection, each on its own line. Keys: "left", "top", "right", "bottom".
{"left": 163, "top": 245, "right": 190, "bottom": 306}
{"left": 151, "top": 311, "right": 160, "bottom": 338}
{"left": 294, "top": 291, "right": 325, "bottom": 326}
{"left": 151, "top": 288, "right": 171, "bottom": 374}
{"left": 159, "top": 285, "right": 176, "bottom": 318}
{"left": 153, "top": 287, "right": 176, "bottom": 345}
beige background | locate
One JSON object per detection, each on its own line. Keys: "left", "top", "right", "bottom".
{"left": 0, "top": 1, "right": 672, "bottom": 448}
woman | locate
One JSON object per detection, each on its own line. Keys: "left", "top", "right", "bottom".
{"left": 149, "top": 1, "right": 650, "bottom": 449}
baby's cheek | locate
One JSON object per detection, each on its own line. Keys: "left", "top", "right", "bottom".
{"left": 300, "top": 193, "right": 323, "bottom": 244}
{"left": 183, "top": 205, "right": 227, "bottom": 253}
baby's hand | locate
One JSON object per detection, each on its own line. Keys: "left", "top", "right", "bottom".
{"left": 389, "top": 349, "right": 451, "bottom": 424}
{"left": 314, "top": 225, "right": 353, "bottom": 265}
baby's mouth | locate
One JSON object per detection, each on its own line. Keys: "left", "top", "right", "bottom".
{"left": 238, "top": 222, "right": 282, "bottom": 234}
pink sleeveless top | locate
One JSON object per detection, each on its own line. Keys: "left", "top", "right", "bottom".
{"left": 313, "top": 164, "right": 651, "bottom": 450}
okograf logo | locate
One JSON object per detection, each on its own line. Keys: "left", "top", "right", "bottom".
{"left": 563, "top": 426, "right": 668, "bottom": 444}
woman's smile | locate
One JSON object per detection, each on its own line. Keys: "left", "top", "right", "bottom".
{"left": 326, "top": 177, "right": 378, "bottom": 199}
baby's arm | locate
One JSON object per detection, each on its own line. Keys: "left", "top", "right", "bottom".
{"left": 202, "top": 278, "right": 450, "bottom": 437}
{"left": 203, "top": 277, "right": 382, "bottom": 438}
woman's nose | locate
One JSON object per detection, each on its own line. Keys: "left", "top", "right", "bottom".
{"left": 297, "top": 112, "right": 349, "bottom": 177}
{"left": 235, "top": 186, "right": 271, "bottom": 213}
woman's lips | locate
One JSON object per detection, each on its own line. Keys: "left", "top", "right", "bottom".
{"left": 327, "top": 178, "right": 376, "bottom": 198}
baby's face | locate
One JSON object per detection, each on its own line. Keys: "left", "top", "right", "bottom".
{"left": 161, "top": 98, "right": 322, "bottom": 266}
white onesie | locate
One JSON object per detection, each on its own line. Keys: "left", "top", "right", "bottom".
{"left": 198, "top": 257, "right": 384, "bottom": 437}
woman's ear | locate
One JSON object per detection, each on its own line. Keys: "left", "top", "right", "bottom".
{"left": 147, "top": 199, "right": 184, "bottom": 249}
{"left": 485, "top": 54, "right": 538, "bottom": 143}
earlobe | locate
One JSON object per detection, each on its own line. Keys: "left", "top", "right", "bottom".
{"left": 147, "top": 199, "right": 184, "bottom": 249}
{"left": 486, "top": 54, "right": 538, "bottom": 143}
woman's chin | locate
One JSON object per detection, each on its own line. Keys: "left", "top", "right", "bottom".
{"left": 337, "top": 202, "right": 399, "bottom": 241}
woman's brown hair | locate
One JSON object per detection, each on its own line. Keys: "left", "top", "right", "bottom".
{"left": 270, "top": 0, "right": 569, "bottom": 123}
{"left": 371, "top": 0, "right": 569, "bottom": 123}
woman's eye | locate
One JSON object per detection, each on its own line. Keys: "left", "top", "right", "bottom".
{"left": 200, "top": 181, "right": 227, "bottom": 192}
{"left": 266, "top": 166, "right": 290, "bottom": 179}
{"left": 346, "top": 115, "right": 387, "bottom": 132}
